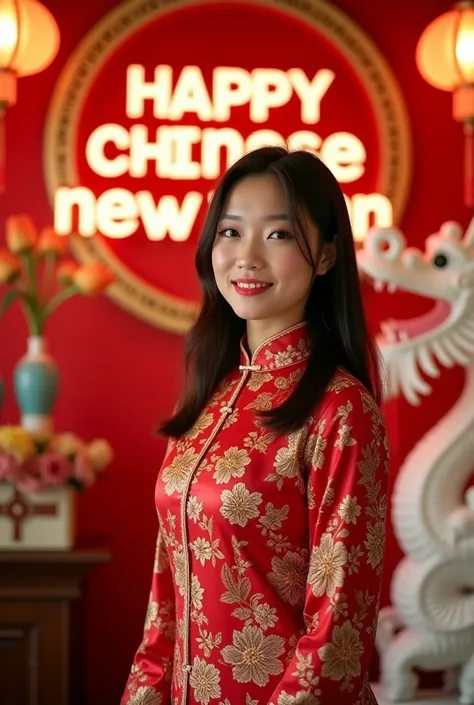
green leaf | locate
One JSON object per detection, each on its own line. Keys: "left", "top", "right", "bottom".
{"left": 34, "top": 437, "right": 51, "bottom": 453}
{"left": 0, "top": 289, "right": 21, "bottom": 319}
{"left": 68, "top": 477, "right": 84, "bottom": 493}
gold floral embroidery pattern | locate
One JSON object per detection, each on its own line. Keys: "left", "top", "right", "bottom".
{"left": 144, "top": 593, "right": 175, "bottom": 639}
{"left": 338, "top": 496, "right": 362, "bottom": 525}
{"left": 274, "top": 369, "right": 304, "bottom": 390}
{"left": 221, "top": 624, "right": 285, "bottom": 686}
{"left": 263, "top": 337, "right": 310, "bottom": 370}
{"left": 248, "top": 372, "right": 273, "bottom": 392}
{"left": 243, "top": 429, "right": 276, "bottom": 453}
{"left": 308, "top": 533, "right": 347, "bottom": 598}
{"left": 161, "top": 448, "right": 199, "bottom": 495}
{"left": 244, "top": 375, "right": 302, "bottom": 414}
{"left": 220, "top": 483, "right": 263, "bottom": 527}
{"left": 207, "top": 377, "right": 239, "bottom": 408}
{"left": 244, "top": 392, "right": 273, "bottom": 412}
{"left": 220, "top": 536, "right": 278, "bottom": 632}
{"left": 189, "top": 657, "right": 221, "bottom": 704}
{"left": 304, "top": 420, "right": 326, "bottom": 470}
{"left": 122, "top": 323, "right": 388, "bottom": 705}
{"left": 333, "top": 402, "right": 357, "bottom": 450}
{"left": 268, "top": 552, "right": 308, "bottom": 606}
{"left": 184, "top": 412, "right": 215, "bottom": 441}
{"left": 154, "top": 532, "right": 170, "bottom": 574}
{"left": 186, "top": 502, "right": 226, "bottom": 661}
{"left": 259, "top": 503, "right": 290, "bottom": 537}
{"left": 126, "top": 685, "right": 163, "bottom": 704}
{"left": 318, "top": 620, "right": 364, "bottom": 683}
{"left": 266, "top": 429, "right": 307, "bottom": 492}
{"left": 212, "top": 446, "right": 251, "bottom": 484}
{"left": 275, "top": 649, "right": 322, "bottom": 704}
{"left": 188, "top": 504, "right": 225, "bottom": 567}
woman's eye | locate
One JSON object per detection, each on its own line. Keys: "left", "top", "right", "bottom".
{"left": 218, "top": 228, "right": 239, "bottom": 238}
{"left": 268, "top": 230, "right": 293, "bottom": 240}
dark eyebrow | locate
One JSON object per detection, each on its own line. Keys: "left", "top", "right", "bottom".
{"left": 220, "top": 214, "right": 290, "bottom": 221}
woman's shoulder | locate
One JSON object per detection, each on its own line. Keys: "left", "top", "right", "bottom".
{"left": 325, "top": 366, "right": 370, "bottom": 397}
{"left": 315, "top": 366, "right": 385, "bottom": 427}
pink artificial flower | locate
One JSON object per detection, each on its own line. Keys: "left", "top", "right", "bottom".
{"left": 16, "top": 473, "right": 45, "bottom": 493}
{"left": 38, "top": 452, "right": 72, "bottom": 486}
{"left": 74, "top": 452, "right": 96, "bottom": 487}
{"left": 0, "top": 452, "right": 19, "bottom": 481}
{"left": 15, "top": 456, "right": 45, "bottom": 493}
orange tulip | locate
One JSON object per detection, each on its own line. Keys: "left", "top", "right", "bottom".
{"left": 57, "top": 261, "right": 79, "bottom": 285}
{"left": 6, "top": 214, "right": 37, "bottom": 254}
{"left": 0, "top": 251, "right": 21, "bottom": 284}
{"left": 38, "top": 226, "right": 68, "bottom": 257}
{"left": 73, "top": 263, "right": 115, "bottom": 296}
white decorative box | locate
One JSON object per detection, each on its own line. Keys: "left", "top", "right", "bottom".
{"left": 0, "top": 483, "right": 75, "bottom": 550}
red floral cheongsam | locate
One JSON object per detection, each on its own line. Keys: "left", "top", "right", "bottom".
{"left": 121, "top": 322, "right": 389, "bottom": 705}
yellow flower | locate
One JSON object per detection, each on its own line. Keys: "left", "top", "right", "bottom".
{"left": 73, "top": 263, "right": 115, "bottom": 296}
{"left": 0, "top": 425, "right": 36, "bottom": 463}
{"left": 37, "top": 226, "right": 68, "bottom": 257}
{"left": 0, "top": 251, "right": 21, "bottom": 284}
{"left": 6, "top": 214, "right": 37, "bottom": 254}
{"left": 87, "top": 439, "right": 113, "bottom": 471}
{"left": 51, "top": 432, "right": 86, "bottom": 458}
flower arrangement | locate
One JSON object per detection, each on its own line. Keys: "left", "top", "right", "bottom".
{"left": 0, "top": 425, "right": 113, "bottom": 493}
{"left": 0, "top": 214, "right": 114, "bottom": 335}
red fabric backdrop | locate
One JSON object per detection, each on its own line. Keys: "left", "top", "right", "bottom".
{"left": 0, "top": 1, "right": 471, "bottom": 702}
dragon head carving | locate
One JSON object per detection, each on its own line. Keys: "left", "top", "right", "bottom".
{"left": 357, "top": 218, "right": 474, "bottom": 405}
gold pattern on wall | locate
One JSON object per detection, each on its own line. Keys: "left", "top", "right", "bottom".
{"left": 44, "top": 0, "right": 412, "bottom": 335}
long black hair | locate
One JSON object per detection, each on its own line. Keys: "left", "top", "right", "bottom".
{"left": 160, "top": 146, "right": 381, "bottom": 437}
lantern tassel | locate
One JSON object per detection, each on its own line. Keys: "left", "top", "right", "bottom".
{"left": 464, "top": 120, "right": 474, "bottom": 209}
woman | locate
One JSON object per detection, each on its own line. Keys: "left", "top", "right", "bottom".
{"left": 121, "top": 147, "right": 389, "bottom": 705}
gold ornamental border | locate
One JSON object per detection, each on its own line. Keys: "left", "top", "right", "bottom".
{"left": 44, "top": 0, "right": 412, "bottom": 335}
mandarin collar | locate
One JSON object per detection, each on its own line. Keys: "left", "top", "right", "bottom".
{"left": 239, "top": 322, "right": 311, "bottom": 372}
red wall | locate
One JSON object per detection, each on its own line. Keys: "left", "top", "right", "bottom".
{"left": 0, "top": 1, "right": 471, "bottom": 702}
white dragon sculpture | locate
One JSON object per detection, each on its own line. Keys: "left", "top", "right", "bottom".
{"left": 357, "top": 218, "right": 474, "bottom": 704}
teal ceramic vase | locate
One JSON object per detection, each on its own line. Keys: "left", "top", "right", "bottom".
{"left": 14, "top": 337, "right": 60, "bottom": 434}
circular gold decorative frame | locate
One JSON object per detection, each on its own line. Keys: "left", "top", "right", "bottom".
{"left": 44, "top": 0, "right": 412, "bottom": 335}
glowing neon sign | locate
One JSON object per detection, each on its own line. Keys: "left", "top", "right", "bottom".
{"left": 55, "top": 65, "right": 393, "bottom": 243}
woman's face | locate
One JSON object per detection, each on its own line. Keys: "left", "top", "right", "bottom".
{"left": 212, "top": 174, "right": 334, "bottom": 335}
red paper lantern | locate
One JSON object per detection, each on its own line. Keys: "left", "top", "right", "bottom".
{"left": 416, "top": 1, "right": 474, "bottom": 207}
{"left": 0, "top": 0, "right": 60, "bottom": 190}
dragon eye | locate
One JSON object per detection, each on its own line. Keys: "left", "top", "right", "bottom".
{"left": 433, "top": 253, "right": 449, "bottom": 268}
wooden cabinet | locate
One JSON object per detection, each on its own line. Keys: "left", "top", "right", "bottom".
{"left": 0, "top": 546, "right": 111, "bottom": 705}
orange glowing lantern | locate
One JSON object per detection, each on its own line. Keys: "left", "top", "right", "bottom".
{"left": 0, "top": 0, "right": 60, "bottom": 190}
{"left": 416, "top": 1, "right": 474, "bottom": 207}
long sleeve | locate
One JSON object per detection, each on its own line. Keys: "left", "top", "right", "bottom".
{"left": 268, "top": 382, "right": 389, "bottom": 705}
{"left": 121, "top": 527, "right": 176, "bottom": 705}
